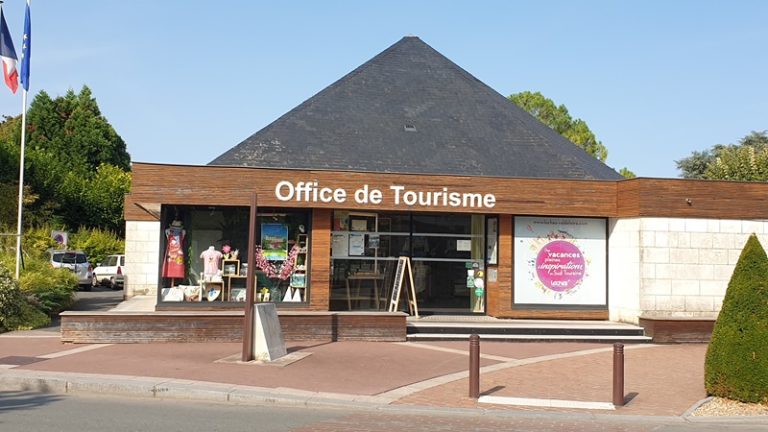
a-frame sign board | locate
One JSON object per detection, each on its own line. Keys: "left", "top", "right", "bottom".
{"left": 388, "top": 256, "right": 419, "bottom": 316}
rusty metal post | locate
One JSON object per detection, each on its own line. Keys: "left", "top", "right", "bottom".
{"left": 613, "top": 342, "right": 624, "bottom": 406}
{"left": 241, "top": 193, "right": 258, "bottom": 362}
{"left": 469, "top": 334, "right": 480, "bottom": 399}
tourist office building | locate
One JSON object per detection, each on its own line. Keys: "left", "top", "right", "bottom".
{"left": 124, "top": 37, "right": 768, "bottom": 331}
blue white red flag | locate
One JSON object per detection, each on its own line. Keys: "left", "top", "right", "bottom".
{"left": 20, "top": 1, "right": 30, "bottom": 92}
{"left": 0, "top": 6, "right": 18, "bottom": 94}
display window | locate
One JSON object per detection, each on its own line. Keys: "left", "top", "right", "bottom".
{"left": 157, "top": 205, "right": 310, "bottom": 305}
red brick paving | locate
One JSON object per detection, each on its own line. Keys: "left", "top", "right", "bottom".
{"left": 0, "top": 337, "right": 73, "bottom": 358}
{"left": 0, "top": 335, "right": 711, "bottom": 417}
{"left": 412, "top": 341, "right": 609, "bottom": 359}
{"left": 289, "top": 412, "right": 664, "bottom": 432}
{"left": 16, "top": 341, "right": 497, "bottom": 396}
{"left": 396, "top": 344, "right": 708, "bottom": 416}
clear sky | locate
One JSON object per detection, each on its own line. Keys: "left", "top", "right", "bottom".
{"left": 0, "top": 1, "right": 765, "bottom": 178}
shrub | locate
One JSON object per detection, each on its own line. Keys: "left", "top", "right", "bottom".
{"left": 705, "top": 234, "right": 768, "bottom": 403}
{"left": 18, "top": 257, "right": 76, "bottom": 315}
{"left": 3, "top": 301, "right": 50, "bottom": 330}
{"left": 0, "top": 262, "right": 24, "bottom": 332}
{"left": 0, "top": 260, "right": 48, "bottom": 332}
{"left": 69, "top": 227, "right": 124, "bottom": 266}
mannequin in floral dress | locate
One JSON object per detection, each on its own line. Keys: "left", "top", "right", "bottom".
{"left": 162, "top": 220, "right": 186, "bottom": 284}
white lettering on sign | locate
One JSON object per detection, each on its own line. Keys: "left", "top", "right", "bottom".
{"left": 275, "top": 180, "right": 348, "bottom": 203}
{"left": 390, "top": 186, "right": 495, "bottom": 208}
{"left": 274, "top": 181, "right": 496, "bottom": 209}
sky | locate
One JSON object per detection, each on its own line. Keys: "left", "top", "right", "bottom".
{"left": 0, "top": 1, "right": 766, "bottom": 178}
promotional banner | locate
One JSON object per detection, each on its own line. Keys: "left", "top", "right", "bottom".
{"left": 261, "top": 223, "right": 289, "bottom": 261}
{"left": 514, "top": 217, "right": 606, "bottom": 305}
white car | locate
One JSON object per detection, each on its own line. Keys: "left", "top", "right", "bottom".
{"left": 92, "top": 254, "right": 125, "bottom": 290}
{"left": 48, "top": 250, "right": 93, "bottom": 291}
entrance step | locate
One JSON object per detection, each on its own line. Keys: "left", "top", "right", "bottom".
{"left": 406, "top": 317, "right": 652, "bottom": 343}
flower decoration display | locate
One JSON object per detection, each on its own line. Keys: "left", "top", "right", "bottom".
{"left": 254, "top": 244, "right": 300, "bottom": 280}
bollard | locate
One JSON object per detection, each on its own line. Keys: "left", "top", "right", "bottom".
{"left": 612, "top": 342, "right": 624, "bottom": 406}
{"left": 469, "top": 334, "right": 480, "bottom": 399}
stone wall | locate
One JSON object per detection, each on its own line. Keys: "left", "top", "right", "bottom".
{"left": 125, "top": 221, "right": 161, "bottom": 298}
{"left": 630, "top": 218, "right": 768, "bottom": 320}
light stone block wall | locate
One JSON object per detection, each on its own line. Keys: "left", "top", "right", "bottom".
{"left": 635, "top": 217, "right": 768, "bottom": 319}
{"left": 607, "top": 218, "right": 641, "bottom": 323}
{"left": 125, "top": 221, "right": 161, "bottom": 298}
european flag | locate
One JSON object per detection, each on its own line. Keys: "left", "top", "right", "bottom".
{"left": 20, "top": 1, "right": 30, "bottom": 92}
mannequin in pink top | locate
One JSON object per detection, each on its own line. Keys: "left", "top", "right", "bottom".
{"left": 200, "top": 246, "right": 222, "bottom": 276}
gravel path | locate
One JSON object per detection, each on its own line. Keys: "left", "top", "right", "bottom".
{"left": 691, "top": 397, "right": 768, "bottom": 416}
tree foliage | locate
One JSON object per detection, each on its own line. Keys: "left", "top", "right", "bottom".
{"left": 677, "top": 131, "right": 768, "bottom": 181}
{"left": 704, "top": 234, "right": 768, "bottom": 403}
{"left": 509, "top": 91, "right": 609, "bottom": 162}
{"left": 618, "top": 167, "right": 636, "bottom": 179}
{"left": 0, "top": 86, "right": 132, "bottom": 233}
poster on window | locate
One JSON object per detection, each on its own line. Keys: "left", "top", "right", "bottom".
{"left": 261, "top": 223, "right": 288, "bottom": 261}
{"left": 348, "top": 233, "right": 365, "bottom": 256}
{"left": 514, "top": 217, "right": 606, "bottom": 305}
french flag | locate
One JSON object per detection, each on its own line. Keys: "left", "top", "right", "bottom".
{"left": 0, "top": 6, "right": 18, "bottom": 94}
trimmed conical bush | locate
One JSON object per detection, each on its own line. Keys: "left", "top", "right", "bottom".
{"left": 704, "top": 234, "right": 768, "bottom": 403}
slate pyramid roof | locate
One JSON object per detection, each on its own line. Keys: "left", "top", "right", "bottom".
{"left": 210, "top": 37, "right": 622, "bottom": 180}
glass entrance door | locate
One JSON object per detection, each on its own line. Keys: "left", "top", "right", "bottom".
{"left": 330, "top": 211, "right": 487, "bottom": 314}
{"left": 411, "top": 214, "right": 485, "bottom": 314}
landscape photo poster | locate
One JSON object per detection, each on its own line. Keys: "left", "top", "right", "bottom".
{"left": 513, "top": 217, "right": 607, "bottom": 305}
{"left": 261, "top": 223, "right": 289, "bottom": 261}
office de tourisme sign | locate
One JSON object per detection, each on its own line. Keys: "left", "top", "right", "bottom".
{"left": 274, "top": 180, "right": 496, "bottom": 209}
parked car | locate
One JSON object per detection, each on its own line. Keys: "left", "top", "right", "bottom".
{"left": 48, "top": 249, "right": 93, "bottom": 291}
{"left": 92, "top": 254, "right": 125, "bottom": 290}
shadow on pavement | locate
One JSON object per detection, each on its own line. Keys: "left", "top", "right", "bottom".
{"left": 0, "top": 391, "right": 65, "bottom": 412}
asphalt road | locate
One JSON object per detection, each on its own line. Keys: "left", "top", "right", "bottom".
{"left": 0, "top": 392, "right": 765, "bottom": 432}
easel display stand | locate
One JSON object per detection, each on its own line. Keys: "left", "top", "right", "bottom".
{"left": 388, "top": 256, "right": 419, "bottom": 316}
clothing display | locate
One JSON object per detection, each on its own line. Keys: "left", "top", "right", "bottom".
{"left": 162, "top": 223, "right": 186, "bottom": 279}
{"left": 200, "top": 246, "right": 223, "bottom": 275}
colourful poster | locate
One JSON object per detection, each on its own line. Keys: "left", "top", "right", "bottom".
{"left": 261, "top": 223, "right": 288, "bottom": 261}
{"left": 514, "top": 217, "right": 606, "bottom": 305}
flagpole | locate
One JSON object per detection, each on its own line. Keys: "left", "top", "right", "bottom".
{"left": 15, "top": 87, "right": 27, "bottom": 279}
{"left": 15, "top": 0, "right": 30, "bottom": 280}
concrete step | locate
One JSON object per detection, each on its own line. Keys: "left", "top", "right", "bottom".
{"left": 407, "top": 322, "right": 646, "bottom": 337}
{"left": 406, "top": 333, "right": 653, "bottom": 343}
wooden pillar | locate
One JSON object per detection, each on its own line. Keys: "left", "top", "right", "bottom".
{"left": 487, "top": 214, "right": 513, "bottom": 317}
{"left": 309, "top": 209, "right": 332, "bottom": 311}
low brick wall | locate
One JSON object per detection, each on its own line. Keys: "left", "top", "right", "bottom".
{"left": 639, "top": 315, "right": 715, "bottom": 343}
{"left": 60, "top": 311, "right": 407, "bottom": 344}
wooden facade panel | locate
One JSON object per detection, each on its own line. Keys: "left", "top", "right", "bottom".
{"left": 487, "top": 215, "right": 512, "bottom": 317}
{"left": 636, "top": 179, "right": 768, "bottom": 219}
{"left": 309, "top": 209, "right": 331, "bottom": 311}
{"left": 129, "top": 163, "right": 768, "bottom": 222}
{"left": 129, "top": 163, "right": 618, "bottom": 217}
{"left": 616, "top": 179, "right": 640, "bottom": 217}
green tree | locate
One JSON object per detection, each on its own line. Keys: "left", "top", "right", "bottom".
{"left": 509, "top": 91, "right": 609, "bottom": 162}
{"left": 618, "top": 167, "right": 636, "bottom": 179}
{"left": 705, "top": 234, "right": 768, "bottom": 403}
{"left": 677, "top": 131, "right": 768, "bottom": 180}
{"left": 1, "top": 86, "right": 132, "bottom": 232}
